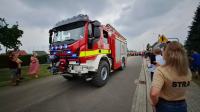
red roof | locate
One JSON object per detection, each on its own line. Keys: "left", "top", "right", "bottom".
{"left": 15, "top": 50, "right": 28, "bottom": 56}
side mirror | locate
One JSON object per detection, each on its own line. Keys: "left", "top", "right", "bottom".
{"left": 93, "top": 27, "right": 101, "bottom": 38}
{"left": 89, "top": 20, "right": 101, "bottom": 39}
{"left": 49, "top": 37, "right": 52, "bottom": 44}
{"left": 49, "top": 30, "right": 53, "bottom": 44}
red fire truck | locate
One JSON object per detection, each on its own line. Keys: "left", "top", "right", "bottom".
{"left": 49, "top": 14, "right": 127, "bottom": 86}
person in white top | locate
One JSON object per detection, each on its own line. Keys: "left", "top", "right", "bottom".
{"left": 153, "top": 48, "right": 165, "bottom": 66}
{"left": 147, "top": 49, "right": 157, "bottom": 81}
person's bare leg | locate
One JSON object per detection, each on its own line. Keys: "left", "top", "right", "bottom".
{"left": 11, "top": 77, "right": 18, "bottom": 86}
{"left": 35, "top": 73, "right": 38, "bottom": 78}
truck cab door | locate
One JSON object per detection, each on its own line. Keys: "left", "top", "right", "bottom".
{"left": 88, "top": 22, "right": 101, "bottom": 49}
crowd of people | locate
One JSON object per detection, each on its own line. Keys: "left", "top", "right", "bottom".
{"left": 8, "top": 51, "right": 40, "bottom": 86}
{"left": 145, "top": 41, "right": 200, "bottom": 112}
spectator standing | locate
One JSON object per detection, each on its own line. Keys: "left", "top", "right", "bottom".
{"left": 8, "top": 52, "right": 19, "bottom": 86}
{"left": 28, "top": 53, "right": 40, "bottom": 78}
{"left": 148, "top": 49, "right": 156, "bottom": 81}
{"left": 191, "top": 50, "right": 200, "bottom": 78}
{"left": 154, "top": 48, "right": 165, "bottom": 66}
{"left": 150, "top": 41, "right": 192, "bottom": 112}
{"left": 16, "top": 53, "right": 23, "bottom": 80}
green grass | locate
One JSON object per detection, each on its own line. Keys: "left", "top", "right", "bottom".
{"left": 0, "top": 64, "right": 52, "bottom": 87}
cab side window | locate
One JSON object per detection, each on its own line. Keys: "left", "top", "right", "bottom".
{"left": 88, "top": 23, "right": 92, "bottom": 37}
{"left": 103, "top": 30, "right": 108, "bottom": 44}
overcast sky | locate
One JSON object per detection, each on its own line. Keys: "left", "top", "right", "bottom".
{"left": 0, "top": 0, "right": 199, "bottom": 53}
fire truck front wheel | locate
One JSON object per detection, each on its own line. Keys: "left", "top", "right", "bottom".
{"left": 92, "top": 60, "right": 110, "bottom": 87}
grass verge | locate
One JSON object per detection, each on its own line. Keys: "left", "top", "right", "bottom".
{"left": 0, "top": 64, "right": 51, "bottom": 87}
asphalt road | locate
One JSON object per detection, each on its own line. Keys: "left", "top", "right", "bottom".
{"left": 0, "top": 56, "right": 142, "bottom": 112}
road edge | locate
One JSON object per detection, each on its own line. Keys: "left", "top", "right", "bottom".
{"left": 131, "top": 58, "right": 153, "bottom": 112}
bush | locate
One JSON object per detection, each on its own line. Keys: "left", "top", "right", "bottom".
{"left": 0, "top": 54, "right": 49, "bottom": 68}
{"left": 20, "top": 55, "right": 31, "bottom": 66}
{"left": 38, "top": 55, "right": 48, "bottom": 64}
{"left": 20, "top": 55, "right": 48, "bottom": 66}
{"left": 0, "top": 55, "right": 9, "bottom": 68}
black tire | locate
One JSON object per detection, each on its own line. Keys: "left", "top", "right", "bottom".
{"left": 120, "top": 58, "right": 126, "bottom": 70}
{"left": 62, "top": 75, "right": 77, "bottom": 81}
{"left": 92, "top": 60, "right": 110, "bottom": 87}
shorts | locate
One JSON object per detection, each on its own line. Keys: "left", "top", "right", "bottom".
{"left": 10, "top": 69, "right": 18, "bottom": 79}
{"left": 17, "top": 68, "right": 21, "bottom": 75}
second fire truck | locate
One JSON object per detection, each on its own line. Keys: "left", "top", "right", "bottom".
{"left": 49, "top": 14, "right": 127, "bottom": 87}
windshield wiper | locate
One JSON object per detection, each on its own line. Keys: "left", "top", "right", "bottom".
{"left": 53, "top": 39, "right": 76, "bottom": 45}
{"left": 63, "top": 39, "right": 76, "bottom": 45}
{"left": 64, "top": 39, "right": 76, "bottom": 41}
{"left": 54, "top": 40, "right": 63, "bottom": 44}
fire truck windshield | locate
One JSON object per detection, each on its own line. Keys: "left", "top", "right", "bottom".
{"left": 53, "top": 26, "right": 84, "bottom": 43}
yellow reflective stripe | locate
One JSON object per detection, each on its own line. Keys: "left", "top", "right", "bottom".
{"left": 85, "top": 50, "right": 99, "bottom": 56}
{"left": 79, "top": 51, "right": 86, "bottom": 57}
{"left": 79, "top": 49, "right": 111, "bottom": 57}
{"left": 100, "top": 49, "right": 110, "bottom": 54}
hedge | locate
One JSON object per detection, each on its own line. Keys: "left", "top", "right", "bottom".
{"left": 0, "top": 55, "right": 9, "bottom": 68}
{"left": 0, "top": 54, "right": 49, "bottom": 68}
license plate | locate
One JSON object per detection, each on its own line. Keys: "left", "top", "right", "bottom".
{"left": 69, "top": 61, "right": 76, "bottom": 64}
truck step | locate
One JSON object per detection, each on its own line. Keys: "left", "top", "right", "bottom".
{"left": 61, "top": 73, "right": 73, "bottom": 77}
{"left": 85, "top": 77, "right": 93, "bottom": 81}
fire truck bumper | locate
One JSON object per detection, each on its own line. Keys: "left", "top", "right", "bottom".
{"left": 68, "top": 64, "right": 89, "bottom": 74}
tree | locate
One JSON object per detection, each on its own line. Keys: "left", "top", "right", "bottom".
{"left": 185, "top": 3, "right": 200, "bottom": 54}
{"left": 0, "top": 18, "right": 23, "bottom": 52}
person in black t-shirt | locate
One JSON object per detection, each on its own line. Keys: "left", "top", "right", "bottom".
{"left": 149, "top": 51, "right": 156, "bottom": 81}
{"left": 8, "top": 52, "right": 19, "bottom": 86}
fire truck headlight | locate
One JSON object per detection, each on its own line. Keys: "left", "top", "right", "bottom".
{"left": 72, "top": 54, "right": 77, "bottom": 57}
{"left": 59, "top": 45, "right": 63, "bottom": 49}
{"left": 49, "top": 55, "right": 55, "bottom": 60}
{"left": 66, "top": 51, "right": 71, "bottom": 54}
{"left": 64, "top": 44, "right": 68, "bottom": 49}
{"left": 55, "top": 46, "right": 58, "bottom": 50}
{"left": 51, "top": 46, "right": 54, "bottom": 50}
